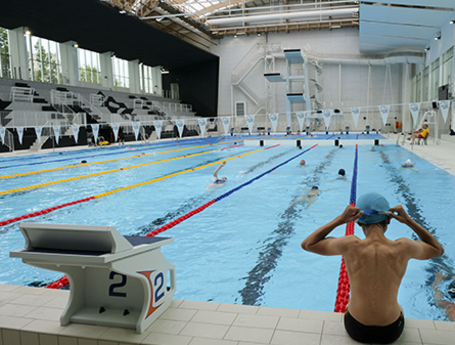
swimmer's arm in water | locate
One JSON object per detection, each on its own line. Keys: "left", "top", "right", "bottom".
{"left": 213, "top": 161, "right": 226, "bottom": 179}
{"left": 301, "top": 205, "right": 363, "bottom": 256}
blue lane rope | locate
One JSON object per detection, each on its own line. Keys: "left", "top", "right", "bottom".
{"left": 349, "top": 144, "right": 359, "bottom": 205}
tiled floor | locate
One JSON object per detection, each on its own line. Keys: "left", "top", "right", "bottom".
{"left": 0, "top": 284, "right": 455, "bottom": 345}
{"left": 1, "top": 134, "right": 455, "bottom": 345}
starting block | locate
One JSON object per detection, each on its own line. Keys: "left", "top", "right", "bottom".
{"left": 10, "top": 222, "right": 176, "bottom": 333}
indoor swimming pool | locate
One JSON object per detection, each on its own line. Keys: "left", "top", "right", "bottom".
{"left": 1, "top": 135, "right": 454, "bottom": 322}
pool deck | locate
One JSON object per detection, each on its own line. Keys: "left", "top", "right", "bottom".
{"left": 0, "top": 283, "right": 454, "bottom": 345}
{"left": 1, "top": 133, "right": 455, "bottom": 344}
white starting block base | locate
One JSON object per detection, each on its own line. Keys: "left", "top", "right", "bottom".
{"left": 10, "top": 223, "right": 176, "bottom": 333}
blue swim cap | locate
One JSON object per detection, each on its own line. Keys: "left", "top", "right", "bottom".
{"left": 357, "top": 192, "right": 390, "bottom": 224}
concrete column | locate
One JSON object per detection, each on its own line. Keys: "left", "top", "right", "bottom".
{"left": 7, "top": 27, "right": 29, "bottom": 80}
{"left": 100, "top": 52, "right": 114, "bottom": 89}
{"left": 59, "top": 41, "right": 79, "bottom": 86}
{"left": 401, "top": 63, "right": 411, "bottom": 132}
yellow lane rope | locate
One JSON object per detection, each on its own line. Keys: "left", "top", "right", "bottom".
{"left": 0, "top": 135, "right": 265, "bottom": 180}
{"left": 0, "top": 149, "right": 215, "bottom": 195}
{"left": 94, "top": 146, "right": 274, "bottom": 199}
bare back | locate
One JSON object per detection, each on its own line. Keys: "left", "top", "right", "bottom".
{"left": 344, "top": 236, "right": 410, "bottom": 326}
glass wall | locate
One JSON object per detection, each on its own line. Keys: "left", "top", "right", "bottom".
{"left": 0, "top": 27, "right": 11, "bottom": 79}
{"left": 25, "top": 34, "right": 62, "bottom": 84}
{"left": 441, "top": 47, "right": 453, "bottom": 96}
{"left": 139, "top": 63, "right": 154, "bottom": 94}
{"left": 112, "top": 56, "right": 129, "bottom": 88}
{"left": 78, "top": 48, "right": 101, "bottom": 84}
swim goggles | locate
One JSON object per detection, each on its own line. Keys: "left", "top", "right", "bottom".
{"left": 449, "top": 288, "right": 455, "bottom": 294}
{"left": 361, "top": 210, "right": 388, "bottom": 215}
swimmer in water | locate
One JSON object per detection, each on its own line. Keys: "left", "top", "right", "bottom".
{"left": 299, "top": 159, "right": 306, "bottom": 166}
{"left": 338, "top": 169, "right": 346, "bottom": 179}
{"left": 401, "top": 159, "right": 415, "bottom": 168}
{"left": 206, "top": 162, "right": 227, "bottom": 191}
{"left": 290, "top": 186, "right": 322, "bottom": 208}
{"left": 432, "top": 270, "right": 455, "bottom": 321}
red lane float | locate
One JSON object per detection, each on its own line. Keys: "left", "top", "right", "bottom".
{"left": 0, "top": 197, "right": 95, "bottom": 227}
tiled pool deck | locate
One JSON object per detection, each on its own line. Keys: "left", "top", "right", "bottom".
{"left": 1, "top": 133, "right": 454, "bottom": 345}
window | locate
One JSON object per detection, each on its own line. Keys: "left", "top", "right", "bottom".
{"left": 139, "top": 64, "right": 154, "bottom": 94}
{"left": 112, "top": 56, "right": 129, "bottom": 88}
{"left": 26, "top": 35, "right": 62, "bottom": 84}
{"left": 0, "top": 27, "right": 11, "bottom": 79}
{"left": 78, "top": 48, "right": 101, "bottom": 84}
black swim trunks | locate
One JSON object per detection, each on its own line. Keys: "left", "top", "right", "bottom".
{"left": 344, "top": 310, "right": 404, "bottom": 344}
{"left": 214, "top": 179, "right": 225, "bottom": 185}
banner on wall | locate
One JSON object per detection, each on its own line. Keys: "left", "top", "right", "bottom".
{"left": 198, "top": 118, "right": 207, "bottom": 137}
{"left": 16, "top": 127, "right": 24, "bottom": 145}
{"left": 34, "top": 126, "right": 43, "bottom": 144}
{"left": 408, "top": 102, "right": 420, "bottom": 125}
{"left": 91, "top": 124, "right": 99, "bottom": 144}
{"left": 0, "top": 127, "right": 5, "bottom": 143}
{"left": 111, "top": 123, "right": 119, "bottom": 142}
{"left": 350, "top": 107, "right": 361, "bottom": 127}
{"left": 153, "top": 121, "right": 162, "bottom": 139}
{"left": 438, "top": 100, "right": 451, "bottom": 123}
{"left": 52, "top": 125, "right": 60, "bottom": 145}
{"left": 132, "top": 121, "right": 141, "bottom": 141}
{"left": 221, "top": 117, "right": 230, "bottom": 136}
{"left": 245, "top": 115, "right": 255, "bottom": 134}
{"left": 378, "top": 105, "right": 390, "bottom": 126}
{"left": 176, "top": 119, "right": 185, "bottom": 138}
{"left": 322, "top": 110, "right": 331, "bottom": 129}
{"left": 268, "top": 113, "right": 279, "bottom": 133}
{"left": 296, "top": 112, "right": 305, "bottom": 131}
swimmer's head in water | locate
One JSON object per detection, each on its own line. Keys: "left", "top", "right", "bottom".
{"left": 406, "top": 159, "right": 412, "bottom": 166}
{"left": 311, "top": 186, "right": 318, "bottom": 190}
{"left": 81, "top": 160, "right": 87, "bottom": 164}
{"left": 222, "top": 177, "right": 227, "bottom": 181}
{"left": 338, "top": 169, "right": 346, "bottom": 176}
{"left": 449, "top": 281, "right": 455, "bottom": 298}
{"left": 300, "top": 159, "right": 306, "bottom": 166}
{"left": 357, "top": 192, "right": 390, "bottom": 225}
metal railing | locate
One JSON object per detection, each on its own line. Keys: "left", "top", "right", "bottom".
{"left": 0, "top": 127, "right": 14, "bottom": 152}
{"left": 10, "top": 86, "right": 34, "bottom": 102}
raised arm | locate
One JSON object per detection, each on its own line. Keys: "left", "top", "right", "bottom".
{"left": 301, "top": 205, "right": 363, "bottom": 256}
{"left": 213, "top": 161, "right": 226, "bottom": 179}
{"left": 389, "top": 205, "right": 444, "bottom": 260}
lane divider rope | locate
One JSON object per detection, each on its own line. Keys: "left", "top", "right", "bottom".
{"left": 0, "top": 145, "right": 278, "bottom": 227}
{"left": 145, "top": 144, "right": 318, "bottom": 237}
{"left": 334, "top": 144, "right": 359, "bottom": 313}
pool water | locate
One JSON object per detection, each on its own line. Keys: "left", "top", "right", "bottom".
{"left": 1, "top": 137, "right": 454, "bottom": 321}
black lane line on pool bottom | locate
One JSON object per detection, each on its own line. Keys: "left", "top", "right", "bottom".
{"left": 133, "top": 151, "right": 289, "bottom": 237}
{"left": 237, "top": 148, "right": 337, "bottom": 306}
{"left": 379, "top": 151, "right": 455, "bottom": 285}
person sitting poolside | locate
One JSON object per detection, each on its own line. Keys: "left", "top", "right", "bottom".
{"left": 432, "top": 270, "right": 455, "bottom": 321}
{"left": 206, "top": 161, "right": 227, "bottom": 191}
{"left": 409, "top": 124, "right": 429, "bottom": 145}
{"left": 401, "top": 159, "right": 415, "bottom": 168}
{"left": 301, "top": 192, "right": 444, "bottom": 344}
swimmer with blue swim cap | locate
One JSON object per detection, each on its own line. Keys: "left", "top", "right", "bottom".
{"left": 301, "top": 192, "right": 444, "bottom": 344}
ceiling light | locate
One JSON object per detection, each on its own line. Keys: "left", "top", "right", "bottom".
{"left": 258, "top": 33, "right": 261, "bottom": 37}
{"left": 435, "top": 31, "right": 441, "bottom": 40}
{"left": 450, "top": 19, "right": 455, "bottom": 24}
{"left": 72, "top": 42, "right": 79, "bottom": 48}
{"left": 119, "top": 10, "right": 127, "bottom": 14}
{"left": 234, "top": 34, "right": 238, "bottom": 38}
{"left": 425, "top": 47, "right": 430, "bottom": 51}
{"left": 25, "top": 29, "right": 31, "bottom": 36}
